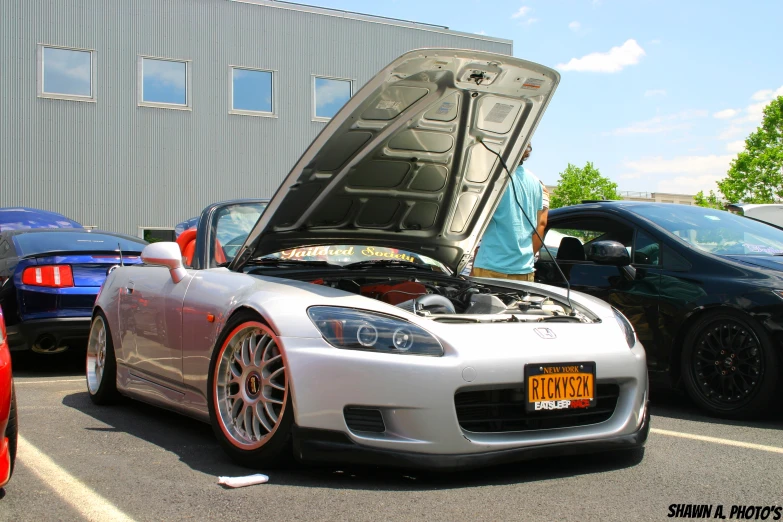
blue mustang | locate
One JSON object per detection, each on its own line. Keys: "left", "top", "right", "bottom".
{"left": 0, "top": 229, "right": 146, "bottom": 354}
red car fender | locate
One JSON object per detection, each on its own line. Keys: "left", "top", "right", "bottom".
{"left": 0, "top": 310, "right": 12, "bottom": 487}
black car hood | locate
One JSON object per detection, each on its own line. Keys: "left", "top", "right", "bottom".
{"left": 724, "top": 255, "right": 783, "bottom": 272}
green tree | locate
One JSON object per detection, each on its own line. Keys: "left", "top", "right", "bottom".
{"left": 694, "top": 190, "right": 724, "bottom": 210}
{"left": 550, "top": 162, "right": 622, "bottom": 209}
{"left": 717, "top": 96, "right": 783, "bottom": 203}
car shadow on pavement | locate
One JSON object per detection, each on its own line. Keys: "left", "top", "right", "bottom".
{"left": 11, "top": 350, "right": 85, "bottom": 378}
{"left": 648, "top": 388, "right": 783, "bottom": 431}
{"left": 62, "top": 390, "right": 645, "bottom": 491}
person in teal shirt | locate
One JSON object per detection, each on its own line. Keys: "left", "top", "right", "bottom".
{"left": 471, "top": 143, "right": 549, "bottom": 281}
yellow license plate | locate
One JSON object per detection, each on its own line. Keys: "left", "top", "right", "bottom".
{"left": 525, "top": 362, "right": 595, "bottom": 411}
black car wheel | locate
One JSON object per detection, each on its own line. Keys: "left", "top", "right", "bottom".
{"left": 682, "top": 311, "right": 780, "bottom": 418}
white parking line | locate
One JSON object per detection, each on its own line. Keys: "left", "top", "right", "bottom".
{"left": 651, "top": 428, "right": 783, "bottom": 454}
{"left": 18, "top": 436, "right": 137, "bottom": 522}
{"left": 15, "top": 378, "right": 84, "bottom": 384}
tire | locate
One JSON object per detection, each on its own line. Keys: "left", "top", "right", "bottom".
{"left": 682, "top": 311, "right": 780, "bottom": 419}
{"left": 86, "top": 311, "right": 119, "bottom": 405}
{"left": 6, "top": 384, "right": 17, "bottom": 479}
{"left": 207, "top": 311, "right": 293, "bottom": 468}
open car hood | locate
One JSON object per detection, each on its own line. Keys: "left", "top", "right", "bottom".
{"left": 232, "top": 49, "right": 559, "bottom": 273}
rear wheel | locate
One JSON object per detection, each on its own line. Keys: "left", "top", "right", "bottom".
{"left": 86, "top": 312, "right": 119, "bottom": 405}
{"left": 207, "top": 311, "right": 293, "bottom": 468}
{"left": 682, "top": 311, "right": 779, "bottom": 418}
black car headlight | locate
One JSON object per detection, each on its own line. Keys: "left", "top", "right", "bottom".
{"left": 307, "top": 306, "right": 444, "bottom": 356}
{"left": 613, "top": 308, "right": 636, "bottom": 349}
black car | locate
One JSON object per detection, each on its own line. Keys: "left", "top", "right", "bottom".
{"left": 536, "top": 201, "right": 783, "bottom": 418}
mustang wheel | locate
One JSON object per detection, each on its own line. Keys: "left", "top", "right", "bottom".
{"left": 208, "top": 312, "right": 293, "bottom": 467}
{"left": 86, "top": 312, "right": 119, "bottom": 405}
{"left": 682, "top": 311, "right": 779, "bottom": 418}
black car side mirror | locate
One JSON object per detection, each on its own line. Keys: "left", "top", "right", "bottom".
{"left": 585, "top": 240, "right": 632, "bottom": 266}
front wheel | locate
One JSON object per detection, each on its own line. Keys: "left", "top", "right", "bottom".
{"left": 86, "top": 312, "right": 119, "bottom": 405}
{"left": 207, "top": 312, "right": 293, "bottom": 468}
{"left": 682, "top": 311, "right": 779, "bottom": 419}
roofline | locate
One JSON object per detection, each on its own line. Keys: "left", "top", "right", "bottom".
{"left": 229, "top": 0, "right": 514, "bottom": 47}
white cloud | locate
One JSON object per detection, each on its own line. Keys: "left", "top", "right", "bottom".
{"left": 713, "top": 108, "right": 739, "bottom": 119}
{"left": 524, "top": 17, "right": 539, "bottom": 26}
{"left": 714, "top": 84, "right": 783, "bottom": 141}
{"left": 607, "top": 109, "right": 707, "bottom": 136}
{"left": 726, "top": 140, "right": 745, "bottom": 153}
{"left": 644, "top": 89, "right": 666, "bottom": 97}
{"left": 649, "top": 39, "right": 662, "bottom": 45}
{"left": 556, "top": 39, "right": 646, "bottom": 73}
{"left": 476, "top": 30, "right": 487, "bottom": 35}
{"left": 569, "top": 21, "right": 581, "bottom": 31}
{"left": 622, "top": 155, "right": 733, "bottom": 194}
{"left": 143, "top": 59, "right": 186, "bottom": 89}
{"left": 511, "top": 6, "right": 531, "bottom": 18}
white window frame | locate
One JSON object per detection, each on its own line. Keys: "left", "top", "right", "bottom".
{"left": 37, "top": 44, "right": 97, "bottom": 103}
{"left": 137, "top": 55, "right": 192, "bottom": 111}
{"left": 229, "top": 65, "right": 277, "bottom": 118}
{"left": 311, "top": 74, "right": 353, "bottom": 122}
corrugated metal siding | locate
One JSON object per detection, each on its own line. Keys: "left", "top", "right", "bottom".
{"left": 0, "top": 0, "right": 512, "bottom": 236}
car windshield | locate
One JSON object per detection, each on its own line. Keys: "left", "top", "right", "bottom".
{"left": 261, "top": 245, "right": 447, "bottom": 270}
{"left": 13, "top": 232, "right": 146, "bottom": 256}
{"left": 631, "top": 205, "right": 783, "bottom": 256}
{"left": 214, "top": 202, "right": 268, "bottom": 262}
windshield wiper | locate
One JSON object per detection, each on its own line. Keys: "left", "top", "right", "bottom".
{"left": 245, "top": 258, "right": 337, "bottom": 267}
{"left": 344, "top": 259, "right": 434, "bottom": 270}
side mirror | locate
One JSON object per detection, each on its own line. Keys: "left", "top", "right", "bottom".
{"left": 141, "top": 242, "right": 187, "bottom": 283}
{"left": 585, "top": 240, "right": 631, "bottom": 266}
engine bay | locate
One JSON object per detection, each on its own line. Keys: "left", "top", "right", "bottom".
{"left": 299, "top": 274, "right": 594, "bottom": 323}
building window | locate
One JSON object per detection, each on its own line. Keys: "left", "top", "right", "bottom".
{"left": 231, "top": 67, "right": 275, "bottom": 116}
{"left": 313, "top": 76, "right": 352, "bottom": 120}
{"left": 138, "top": 56, "right": 190, "bottom": 109}
{"left": 37, "top": 45, "right": 96, "bottom": 102}
{"left": 139, "top": 227, "right": 176, "bottom": 243}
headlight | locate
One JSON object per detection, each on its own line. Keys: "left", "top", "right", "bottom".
{"left": 613, "top": 307, "right": 636, "bottom": 349}
{"left": 307, "top": 306, "right": 444, "bottom": 356}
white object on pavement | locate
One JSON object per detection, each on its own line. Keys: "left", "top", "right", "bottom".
{"left": 218, "top": 474, "right": 269, "bottom": 488}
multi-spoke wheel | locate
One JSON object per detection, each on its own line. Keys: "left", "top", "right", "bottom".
{"left": 86, "top": 312, "right": 119, "bottom": 405}
{"left": 682, "top": 311, "right": 779, "bottom": 418}
{"left": 208, "top": 312, "right": 293, "bottom": 467}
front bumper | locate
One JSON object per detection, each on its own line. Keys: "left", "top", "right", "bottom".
{"left": 7, "top": 317, "right": 92, "bottom": 352}
{"left": 293, "top": 402, "right": 649, "bottom": 470}
{"left": 281, "top": 322, "right": 649, "bottom": 460}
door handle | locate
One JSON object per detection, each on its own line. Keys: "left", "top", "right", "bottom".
{"left": 125, "top": 280, "right": 135, "bottom": 295}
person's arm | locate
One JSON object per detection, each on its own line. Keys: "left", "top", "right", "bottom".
{"left": 533, "top": 208, "right": 548, "bottom": 254}
{"left": 532, "top": 183, "right": 550, "bottom": 254}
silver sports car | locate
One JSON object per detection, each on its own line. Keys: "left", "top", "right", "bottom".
{"left": 86, "top": 49, "right": 649, "bottom": 470}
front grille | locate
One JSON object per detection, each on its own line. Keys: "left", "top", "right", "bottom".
{"left": 344, "top": 407, "right": 386, "bottom": 433}
{"left": 455, "top": 384, "right": 620, "bottom": 433}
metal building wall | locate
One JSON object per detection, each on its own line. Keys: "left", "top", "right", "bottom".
{"left": 0, "top": 0, "right": 512, "bottom": 236}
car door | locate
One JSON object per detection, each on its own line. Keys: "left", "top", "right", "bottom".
{"left": 120, "top": 265, "right": 192, "bottom": 386}
{"left": 536, "top": 213, "right": 667, "bottom": 365}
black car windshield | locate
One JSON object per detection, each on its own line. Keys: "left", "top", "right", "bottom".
{"left": 13, "top": 232, "right": 147, "bottom": 256}
{"left": 632, "top": 205, "right": 783, "bottom": 256}
{"left": 260, "top": 245, "right": 447, "bottom": 271}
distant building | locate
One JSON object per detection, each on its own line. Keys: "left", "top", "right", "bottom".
{"left": 1, "top": 0, "right": 511, "bottom": 240}
{"left": 545, "top": 187, "right": 696, "bottom": 206}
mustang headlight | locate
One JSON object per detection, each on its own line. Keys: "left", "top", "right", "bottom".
{"left": 307, "top": 306, "right": 444, "bottom": 356}
{"left": 613, "top": 307, "right": 636, "bottom": 349}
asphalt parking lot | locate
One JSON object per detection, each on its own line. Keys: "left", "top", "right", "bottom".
{"left": 1, "top": 351, "right": 781, "bottom": 522}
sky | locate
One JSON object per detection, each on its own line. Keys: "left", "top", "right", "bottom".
{"left": 302, "top": 0, "right": 783, "bottom": 196}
